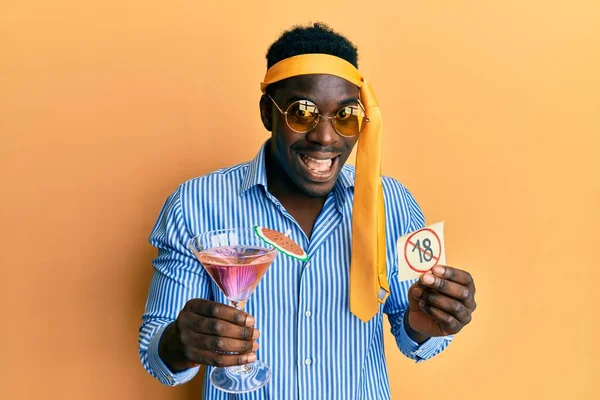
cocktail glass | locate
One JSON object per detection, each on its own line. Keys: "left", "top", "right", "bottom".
{"left": 187, "top": 228, "right": 277, "bottom": 393}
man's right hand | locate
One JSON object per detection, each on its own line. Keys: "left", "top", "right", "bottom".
{"left": 158, "top": 299, "right": 260, "bottom": 372}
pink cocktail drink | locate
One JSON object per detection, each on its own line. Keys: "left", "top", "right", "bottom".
{"left": 197, "top": 246, "right": 276, "bottom": 308}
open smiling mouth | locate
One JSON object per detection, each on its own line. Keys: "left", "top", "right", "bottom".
{"left": 298, "top": 153, "right": 340, "bottom": 182}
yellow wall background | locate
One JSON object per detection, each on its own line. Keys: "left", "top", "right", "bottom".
{"left": 1, "top": 1, "right": 598, "bottom": 399}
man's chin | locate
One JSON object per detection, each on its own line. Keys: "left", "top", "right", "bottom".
{"left": 296, "top": 179, "right": 337, "bottom": 198}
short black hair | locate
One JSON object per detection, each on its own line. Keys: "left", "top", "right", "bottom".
{"left": 266, "top": 22, "right": 358, "bottom": 70}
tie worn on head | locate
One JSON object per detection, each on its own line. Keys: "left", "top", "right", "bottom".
{"left": 262, "top": 54, "right": 389, "bottom": 322}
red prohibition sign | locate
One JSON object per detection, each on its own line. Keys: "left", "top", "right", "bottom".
{"left": 403, "top": 228, "right": 442, "bottom": 273}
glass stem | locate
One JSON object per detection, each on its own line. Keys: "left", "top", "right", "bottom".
{"left": 228, "top": 300, "right": 252, "bottom": 373}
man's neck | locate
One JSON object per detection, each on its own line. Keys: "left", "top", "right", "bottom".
{"left": 264, "top": 144, "right": 327, "bottom": 239}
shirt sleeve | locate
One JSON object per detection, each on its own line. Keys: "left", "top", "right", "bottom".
{"left": 138, "top": 185, "right": 212, "bottom": 386}
{"left": 383, "top": 183, "right": 453, "bottom": 362}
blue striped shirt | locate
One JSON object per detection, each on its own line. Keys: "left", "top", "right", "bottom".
{"left": 139, "top": 142, "right": 452, "bottom": 399}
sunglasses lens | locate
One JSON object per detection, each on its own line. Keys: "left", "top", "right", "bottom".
{"left": 334, "top": 105, "right": 367, "bottom": 136}
{"left": 286, "top": 100, "right": 319, "bottom": 132}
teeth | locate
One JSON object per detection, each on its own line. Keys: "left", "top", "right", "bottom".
{"left": 305, "top": 156, "right": 331, "bottom": 164}
{"left": 300, "top": 154, "right": 333, "bottom": 173}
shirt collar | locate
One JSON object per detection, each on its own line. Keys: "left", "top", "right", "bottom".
{"left": 239, "top": 141, "right": 270, "bottom": 196}
{"left": 239, "top": 140, "right": 355, "bottom": 206}
{"left": 333, "top": 164, "right": 355, "bottom": 208}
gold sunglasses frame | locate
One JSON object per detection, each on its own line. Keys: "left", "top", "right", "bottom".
{"left": 268, "top": 95, "right": 370, "bottom": 137}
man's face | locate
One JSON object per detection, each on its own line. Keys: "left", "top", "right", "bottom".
{"left": 261, "top": 74, "right": 360, "bottom": 198}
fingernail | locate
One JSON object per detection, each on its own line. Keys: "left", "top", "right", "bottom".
{"left": 245, "top": 316, "right": 256, "bottom": 327}
{"left": 252, "top": 342, "right": 260, "bottom": 351}
{"left": 247, "top": 353, "right": 257, "bottom": 363}
{"left": 433, "top": 266, "right": 445, "bottom": 275}
{"left": 252, "top": 329, "right": 260, "bottom": 340}
{"left": 422, "top": 274, "right": 435, "bottom": 285}
{"left": 413, "top": 288, "right": 423, "bottom": 298}
{"left": 419, "top": 300, "right": 426, "bottom": 309}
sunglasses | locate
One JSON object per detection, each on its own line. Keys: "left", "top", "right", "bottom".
{"left": 268, "top": 95, "right": 369, "bottom": 137}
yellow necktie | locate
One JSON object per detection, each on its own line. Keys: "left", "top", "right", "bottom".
{"left": 261, "top": 54, "right": 389, "bottom": 322}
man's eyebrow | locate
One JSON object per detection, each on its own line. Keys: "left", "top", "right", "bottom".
{"left": 338, "top": 97, "right": 360, "bottom": 106}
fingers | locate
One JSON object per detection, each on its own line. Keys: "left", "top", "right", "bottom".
{"left": 432, "top": 265, "right": 476, "bottom": 292}
{"left": 181, "top": 313, "right": 260, "bottom": 340}
{"left": 419, "top": 267, "right": 477, "bottom": 310}
{"left": 187, "top": 348, "right": 258, "bottom": 368}
{"left": 172, "top": 299, "right": 263, "bottom": 368}
{"left": 175, "top": 324, "right": 260, "bottom": 367}
{"left": 186, "top": 299, "right": 255, "bottom": 327}
{"left": 417, "top": 303, "right": 463, "bottom": 335}
{"left": 412, "top": 287, "right": 472, "bottom": 324}
{"left": 181, "top": 299, "right": 260, "bottom": 340}
{"left": 408, "top": 267, "right": 477, "bottom": 337}
{"left": 183, "top": 331, "right": 259, "bottom": 354}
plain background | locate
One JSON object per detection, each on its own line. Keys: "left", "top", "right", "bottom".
{"left": 1, "top": 1, "right": 598, "bottom": 399}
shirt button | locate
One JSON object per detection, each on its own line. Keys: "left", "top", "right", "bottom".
{"left": 305, "top": 311, "right": 312, "bottom": 317}
{"left": 305, "top": 262, "right": 310, "bottom": 268}
{"left": 304, "top": 358, "right": 312, "bottom": 365}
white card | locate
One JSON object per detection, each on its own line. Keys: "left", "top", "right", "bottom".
{"left": 397, "top": 221, "right": 446, "bottom": 281}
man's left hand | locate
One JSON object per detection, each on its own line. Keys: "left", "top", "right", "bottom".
{"left": 407, "top": 265, "right": 477, "bottom": 341}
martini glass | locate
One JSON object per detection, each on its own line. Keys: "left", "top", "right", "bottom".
{"left": 187, "top": 228, "right": 278, "bottom": 394}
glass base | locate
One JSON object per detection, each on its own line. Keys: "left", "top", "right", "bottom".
{"left": 210, "top": 360, "right": 271, "bottom": 394}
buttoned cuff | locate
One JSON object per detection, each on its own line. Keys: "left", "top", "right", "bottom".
{"left": 397, "top": 310, "right": 453, "bottom": 363}
{"left": 148, "top": 324, "right": 200, "bottom": 386}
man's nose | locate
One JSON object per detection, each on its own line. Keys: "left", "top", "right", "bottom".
{"left": 305, "top": 117, "right": 339, "bottom": 146}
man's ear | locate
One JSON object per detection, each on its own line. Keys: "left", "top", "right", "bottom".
{"left": 259, "top": 94, "right": 273, "bottom": 132}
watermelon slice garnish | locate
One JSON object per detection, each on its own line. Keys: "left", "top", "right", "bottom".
{"left": 253, "top": 226, "right": 309, "bottom": 261}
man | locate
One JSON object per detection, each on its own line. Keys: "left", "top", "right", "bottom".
{"left": 139, "top": 23, "right": 476, "bottom": 399}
